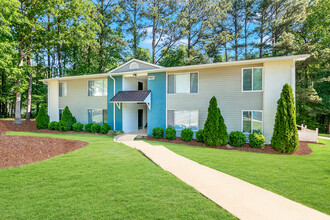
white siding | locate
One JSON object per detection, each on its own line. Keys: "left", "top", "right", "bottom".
{"left": 48, "top": 80, "right": 59, "bottom": 121}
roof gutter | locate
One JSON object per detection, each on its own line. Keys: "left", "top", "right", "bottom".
{"left": 109, "top": 74, "right": 116, "bottom": 130}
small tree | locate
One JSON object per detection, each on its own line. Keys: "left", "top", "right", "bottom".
{"left": 271, "top": 83, "right": 299, "bottom": 153}
{"left": 204, "top": 96, "right": 220, "bottom": 146}
{"left": 35, "top": 104, "right": 50, "bottom": 129}
{"left": 218, "top": 107, "right": 229, "bottom": 146}
{"left": 59, "top": 106, "right": 75, "bottom": 131}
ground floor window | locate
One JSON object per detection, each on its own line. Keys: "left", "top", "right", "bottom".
{"left": 242, "top": 110, "right": 262, "bottom": 133}
{"left": 88, "top": 109, "right": 107, "bottom": 124}
{"left": 59, "top": 109, "right": 63, "bottom": 120}
{"left": 167, "top": 110, "right": 198, "bottom": 131}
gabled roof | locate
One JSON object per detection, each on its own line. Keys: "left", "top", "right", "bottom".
{"left": 110, "top": 90, "right": 151, "bottom": 102}
{"left": 108, "top": 59, "right": 163, "bottom": 73}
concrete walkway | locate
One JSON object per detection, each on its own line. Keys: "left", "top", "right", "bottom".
{"left": 319, "top": 136, "right": 330, "bottom": 140}
{"left": 116, "top": 134, "right": 329, "bottom": 220}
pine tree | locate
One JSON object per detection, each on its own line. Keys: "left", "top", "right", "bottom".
{"left": 218, "top": 107, "right": 229, "bottom": 146}
{"left": 35, "top": 104, "right": 49, "bottom": 129}
{"left": 271, "top": 83, "right": 299, "bottom": 153}
{"left": 204, "top": 96, "right": 220, "bottom": 146}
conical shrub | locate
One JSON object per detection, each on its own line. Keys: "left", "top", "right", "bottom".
{"left": 271, "top": 83, "right": 299, "bottom": 153}
{"left": 218, "top": 107, "right": 229, "bottom": 146}
{"left": 35, "top": 104, "right": 50, "bottom": 129}
{"left": 59, "top": 106, "right": 75, "bottom": 131}
{"left": 203, "top": 96, "right": 220, "bottom": 146}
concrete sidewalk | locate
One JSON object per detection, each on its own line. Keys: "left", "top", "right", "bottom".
{"left": 117, "top": 135, "right": 329, "bottom": 220}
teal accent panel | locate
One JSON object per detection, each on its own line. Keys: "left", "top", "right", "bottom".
{"left": 107, "top": 76, "right": 122, "bottom": 130}
{"left": 147, "top": 72, "right": 166, "bottom": 136}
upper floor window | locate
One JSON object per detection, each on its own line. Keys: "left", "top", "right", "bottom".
{"left": 242, "top": 67, "right": 263, "bottom": 91}
{"left": 59, "top": 82, "right": 67, "bottom": 97}
{"left": 168, "top": 73, "right": 198, "bottom": 94}
{"left": 88, "top": 79, "right": 107, "bottom": 96}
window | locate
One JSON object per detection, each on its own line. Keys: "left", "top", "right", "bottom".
{"left": 88, "top": 79, "right": 107, "bottom": 96}
{"left": 168, "top": 73, "right": 198, "bottom": 94}
{"left": 59, "top": 109, "right": 63, "bottom": 120}
{"left": 242, "top": 111, "right": 262, "bottom": 133}
{"left": 138, "top": 82, "right": 143, "bottom": 90}
{"left": 242, "top": 67, "right": 262, "bottom": 91}
{"left": 167, "top": 110, "right": 198, "bottom": 131}
{"left": 59, "top": 82, "right": 67, "bottom": 97}
{"left": 88, "top": 109, "right": 107, "bottom": 124}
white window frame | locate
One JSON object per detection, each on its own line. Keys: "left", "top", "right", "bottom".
{"left": 167, "top": 72, "right": 199, "bottom": 94}
{"left": 87, "top": 79, "right": 107, "bottom": 97}
{"left": 167, "top": 110, "right": 199, "bottom": 131}
{"left": 88, "top": 109, "right": 107, "bottom": 124}
{"left": 241, "top": 110, "right": 263, "bottom": 134}
{"left": 241, "top": 67, "right": 263, "bottom": 92}
{"left": 59, "top": 82, "right": 67, "bottom": 97}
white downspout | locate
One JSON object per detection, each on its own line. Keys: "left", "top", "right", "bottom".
{"left": 109, "top": 74, "right": 116, "bottom": 130}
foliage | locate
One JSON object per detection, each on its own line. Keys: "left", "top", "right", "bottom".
{"left": 165, "top": 127, "right": 176, "bottom": 140}
{"left": 195, "top": 129, "right": 204, "bottom": 142}
{"left": 180, "top": 128, "right": 193, "bottom": 142}
{"left": 249, "top": 132, "right": 265, "bottom": 149}
{"left": 91, "top": 124, "right": 101, "bottom": 133}
{"left": 72, "top": 122, "right": 84, "bottom": 132}
{"left": 59, "top": 106, "right": 75, "bottom": 131}
{"left": 35, "top": 104, "right": 49, "bottom": 129}
{"left": 152, "top": 127, "right": 164, "bottom": 139}
{"left": 203, "top": 97, "right": 220, "bottom": 146}
{"left": 48, "top": 121, "right": 57, "bottom": 130}
{"left": 229, "top": 131, "right": 246, "bottom": 147}
{"left": 271, "top": 84, "right": 299, "bottom": 153}
{"left": 84, "top": 123, "right": 93, "bottom": 132}
{"left": 100, "top": 123, "right": 111, "bottom": 134}
{"left": 218, "top": 107, "right": 229, "bottom": 146}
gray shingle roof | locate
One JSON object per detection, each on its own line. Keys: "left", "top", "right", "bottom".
{"left": 110, "top": 90, "right": 151, "bottom": 102}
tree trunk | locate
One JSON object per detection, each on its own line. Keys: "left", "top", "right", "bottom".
{"left": 26, "top": 56, "right": 33, "bottom": 121}
{"left": 14, "top": 42, "right": 24, "bottom": 125}
{"left": 57, "top": 24, "right": 62, "bottom": 77}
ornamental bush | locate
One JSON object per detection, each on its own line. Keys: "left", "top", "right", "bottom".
{"left": 229, "top": 131, "right": 246, "bottom": 147}
{"left": 48, "top": 121, "right": 57, "bottom": 130}
{"left": 181, "top": 128, "right": 193, "bottom": 142}
{"left": 84, "top": 123, "right": 93, "bottom": 132}
{"left": 152, "top": 127, "right": 164, "bottom": 139}
{"left": 165, "top": 127, "right": 176, "bottom": 140}
{"left": 35, "top": 104, "right": 50, "bottom": 129}
{"left": 91, "top": 124, "right": 101, "bottom": 133}
{"left": 271, "top": 83, "right": 299, "bottom": 153}
{"left": 58, "top": 106, "right": 75, "bottom": 131}
{"left": 100, "top": 124, "right": 111, "bottom": 134}
{"left": 72, "top": 122, "right": 84, "bottom": 132}
{"left": 249, "top": 132, "right": 266, "bottom": 149}
{"left": 218, "top": 107, "right": 229, "bottom": 146}
{"left": 54, "top": 122, "right": 60, "bottom": 130}
{"left": 195, "top": 129, "right": 204, "bottom": 142}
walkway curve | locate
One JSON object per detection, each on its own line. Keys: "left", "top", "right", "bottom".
{"left": 117, "top": 135, "right": 329, "bottom": 220}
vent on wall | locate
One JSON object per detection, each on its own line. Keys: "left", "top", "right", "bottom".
{"left": 129, "top": 62, "right": 139, "bottom": 70}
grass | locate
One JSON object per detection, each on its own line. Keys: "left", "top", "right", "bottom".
{"left": 319, "top": 133, "right": 330, "bottom": 138}
{"left": 147, "top": 138, "right": 330, "bottom": 215}
{"left": 0, "top": 132, "right": 235, "bottom": 219}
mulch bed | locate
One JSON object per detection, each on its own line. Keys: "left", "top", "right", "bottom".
{"left": 0, "top": 119, "right": 88, "bottom": 169}
{"left": 145, "top": 136, "right": 322, "bottom": 155}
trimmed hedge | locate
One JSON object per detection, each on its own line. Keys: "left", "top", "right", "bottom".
{"left": 35, "top": 104, "right": 50, "bottom": 129}
{"left": 165, "top": 127, "right": 176, "bottom": 140}
{"left": 152, "top": 127, "right": 164, "bottom": 139}
{"left": 84, "top": 123, "right": 93, "bottom": 132}
{"left": 59, "top": 106, "right": 75, "bottom": 131}
{"left": 229, "top": 131, "right": 246, "bottom": 147}
{"left": 195, "top": 129, "right": 204, "bottom": 142}
{"left": 48, "top": 121, "right": 57, "bottom": 130}
{"left": 249, "top": 132, "right": 266, "bottom": 149}
{"left": 91, "top": 124, "right": 101, "bottom": 133}
{"left": 72, "top": 122, "right": 84, "bottom": 132}
{"left": 100, "top": 124, "right": 111, "bottom": 134}
{"left": 181, "top": 128, "right": 193, "bottom": 142}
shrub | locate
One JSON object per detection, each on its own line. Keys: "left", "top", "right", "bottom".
{"left": 91, "top": 124, "right": 101, "bottom": 133}
{"left": 218, "top": 107, "right": 229, "bottom": 146}
{"left": 203, "top": 97, "right": 220, "bottom": 146}
{"left": 58, "top": 106, "right": 75, "bottom": 131}
{"left": 119, "top": 130, "right": 124, "bottom": 134}
{"left": 271, "top": 84, "right": 299, "bottom": 153}
{"left": 72, "top": 122, "right": 84, "bottom": 132}
{"left": 152, "top": 127, "right": 164, "bottom": 139}
{"left": 48, "top": 121, "right": 57, "bottom": 130}
{"left": 195, "top": 129, "right": 204, "bottom": 142}
{"left": 100, "top": 124, "right": 111, "bottom": 134}
{"left": 84, "top": 123, "right": 93, "bottom": 132}
{"left": 165, "top": 127, "right": 176, "bottom": 140}
{"left": 35, "top": 104, "right": 50, "bottom": 129}
{"left": 54, "top": 122, "right": 60, "bottom": 131}
{"left": 249, "top": 132, "right": 266, "bottom": 149}
{"left": 229, "top": 131, "right": 246, "bottom": 147}
{"left": 181, "top": 128, "right": 193, "bottom": 142}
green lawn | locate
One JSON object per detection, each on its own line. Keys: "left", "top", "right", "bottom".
{"left": 147, "top": 138, "right": 330, "bottom": 215}
{"left": 0, "top": 132, "right": 235, "bottom": 219}
{"left": 319, "top": 133, "right": 330, "bottom": 138}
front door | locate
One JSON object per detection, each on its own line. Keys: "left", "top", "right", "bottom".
{"left": 138, "top": 109, "right": 143, "bottom": 129}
